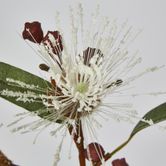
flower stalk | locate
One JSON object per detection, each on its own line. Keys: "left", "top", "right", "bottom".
{"left": 68, "top": 120, "right": 86, "bottom": 166}
{"left": 95, "top": 136, "right": 132, "bottom": 166}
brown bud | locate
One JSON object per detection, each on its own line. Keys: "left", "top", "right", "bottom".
{"left": 112, "top": 158, "right": 129, "bottom": 166}
{"left": 39, "top": 63, "right": 50, "bottom": 71}
{"left": 42, "top": 31, "right": 63, "bottom": 55}
{"left": 84, "top": 142, "right": 105, "bottom": 162}
{"left": 22, "top": 21, "right": 43, "bottom": 43}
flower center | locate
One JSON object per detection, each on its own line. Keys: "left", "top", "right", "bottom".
{"left": 76, "top": 82, "right": 88, "bottom": 94}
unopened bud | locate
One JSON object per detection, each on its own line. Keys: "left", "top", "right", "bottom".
{"left": 39, "top": 63, "right": 50, "bottom": 71}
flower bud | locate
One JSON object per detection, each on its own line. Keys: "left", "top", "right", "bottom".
{"left": 112, "top": 158, "right": 129, "bottom": 166}
{"left": 42, "top": 31, "right": 63, "bottom": 55}
{"left": 84, "top": 142, "right": 105, "bottom": 162}
{"left": 22, "top": 21, "right": 43, "bottom": 43}
{"left": 39, "top": 63, "right": 50, "bottom": 71}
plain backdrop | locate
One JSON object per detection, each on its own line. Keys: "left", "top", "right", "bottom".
{"left": 0, "top": 0, "right": 166, "bottom": 165}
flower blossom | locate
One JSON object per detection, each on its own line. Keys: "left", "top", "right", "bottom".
{"left": 3, "top": 4, "right": 163, "bottom": 165}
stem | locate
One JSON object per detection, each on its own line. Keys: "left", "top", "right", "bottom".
{"left": 68, "top": 120, "right": 86, "bottom": 166}
{"left": 95, "top": 136, "right": 133, "bottom": 166}
{"left": 0, "top": 151, "right": 17, "bottom": 166}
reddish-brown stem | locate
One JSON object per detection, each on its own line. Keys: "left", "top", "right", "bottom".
{"left": 68, "top": 120, "right": 86, "bottom": 166}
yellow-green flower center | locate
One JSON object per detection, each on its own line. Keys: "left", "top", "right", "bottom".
{"left": 76, "top": 82, "right": 88, "bottom": 94}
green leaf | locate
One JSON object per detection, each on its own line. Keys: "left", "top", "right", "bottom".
{"left": 104, "top": 103, "right": 166, "bottom": 160}
{"left": 0, "top": 80, "right": 46, "bottom": 112}
{"left": 0, "top": 62, "right": 50, "bottom": 89}
{"left": 131, "top": 102, "right": 166, "bottom": 137}
{"left": 0, "top": 62, "right": 57, "bottom": 120}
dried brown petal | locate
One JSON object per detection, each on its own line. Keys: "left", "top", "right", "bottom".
{"left": 84, "top": 142, "right": 105, "bottom": 162}
{"left": 83, "top": 47, "right": 103, "bottom": 66}
{"left": 42, "top": 31, "right": 63, "bottom": 55}
{"left": 22, "top": 21, "right": 43, "bottom": 43}
{"left": 112, "top": 158, "right": 129, "bottom": 166}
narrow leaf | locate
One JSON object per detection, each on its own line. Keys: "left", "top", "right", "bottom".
{"left": 0, "top": 62, "right": 50, "bottom": 89}
{"left": 0, "top": 80, "right": 45, "bottom": 112}
{"left": 0, "top": 62, "right": 57, "bottom": 120}
{"left": 103, "top": 103, "right": 166, "bottom": 161}
{"left": 131, "top": 102, "right": 166, "bottom": 137}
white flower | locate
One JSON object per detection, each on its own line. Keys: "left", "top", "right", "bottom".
{"left": 3, "top": 3, "right": 163, "bottom": 136}
{"left": 1, "top": 3, "right": 165, "bottom": 165}
{"left": 35, "top": 4, "right": 162, "bottom": 128}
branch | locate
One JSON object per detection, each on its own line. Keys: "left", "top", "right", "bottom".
{"left": 68, "top": 120, "right": 86, "bottom": 166}
{"left": 0, "top": 150, "right": 18, "bottom": 166}
{"left": 95, "top": 136, "right": 132, "bottom": 166}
